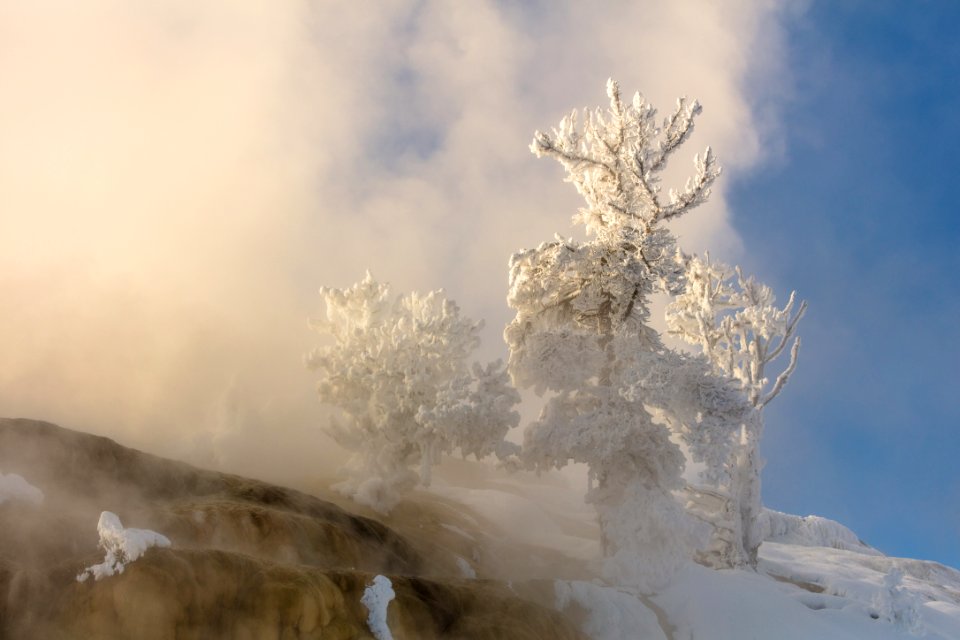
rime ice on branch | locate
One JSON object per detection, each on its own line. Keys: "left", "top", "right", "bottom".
{"left": 530, "top": 78, "right": 720, "bottom": 244}
{"left": 308, "top": 273, "right": 520, "bottom": 514}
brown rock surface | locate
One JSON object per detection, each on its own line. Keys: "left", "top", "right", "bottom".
{"left": 0, "top": 418, "right": 585, "bottom": 639}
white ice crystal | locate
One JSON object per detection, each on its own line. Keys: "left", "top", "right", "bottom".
{"left": 76, "top": 511, "right": 171, "bottom": 582}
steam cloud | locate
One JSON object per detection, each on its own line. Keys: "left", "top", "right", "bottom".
{"left": 0, "top": 0, "right": 794, "bottom": 484}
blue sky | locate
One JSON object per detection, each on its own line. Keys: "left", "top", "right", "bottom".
{"left": 734, "top": 2, "right": 960, "bottom": 567}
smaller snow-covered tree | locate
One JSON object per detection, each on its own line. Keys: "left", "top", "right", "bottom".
{"left": 308, "top": 273, "right": 519, "bottom": 513}
{"left": 666, "top": 253, "right": 807, "bottom": 566}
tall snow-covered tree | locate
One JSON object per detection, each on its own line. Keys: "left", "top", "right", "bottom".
{"left": 506, "top": 80, "right": 723, "bottom": 591}
{"left": 666, "top": 253, "right": 807, "bottom": 566}
{"left": 308, "top": 273, "right": 520, "bottom": 514}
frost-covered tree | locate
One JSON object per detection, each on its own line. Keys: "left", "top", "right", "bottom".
{"left": 308, "top": 273, "right": 520, "bottom": 513}
{"left": 507, "top": 80, "right": 722, "bottom": 592}
{"left": 666, "top": 253, "right": 806, "bottom": 566}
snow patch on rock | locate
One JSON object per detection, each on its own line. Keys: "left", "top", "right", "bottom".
{"left": 361, "top": 574, "right": 395, "bottom": 640}
{"left": 77, "top": 511, "right": 171, "bottom": 582}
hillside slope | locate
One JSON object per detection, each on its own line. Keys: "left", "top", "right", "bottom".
{"left": 0, "top": 418, "right": 581, "bottom": 639}
{"left": 2, "top": 418, "right": 959, "bottom": 639}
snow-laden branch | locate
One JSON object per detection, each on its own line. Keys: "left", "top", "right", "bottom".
{"left": 759, "top": 336, "right": 801, "bottom": 409}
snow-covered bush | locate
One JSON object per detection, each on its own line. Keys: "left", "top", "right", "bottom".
{"left": 77, "top": 511, "right": 171, "bottom": 582}
{"left": 0, "top": 471, "right": 44, "bottom": 506}
{"left": 873, "top": 567, "right": 923, "bottom": 635}
{"left": 308, "top": 273, "right": 520, "bottom": 513}
{"left": 361, "top": 574, "right": 395, "bottom": 640}
{"left": 508, "top": 80, "right": 721, "bottom": 591}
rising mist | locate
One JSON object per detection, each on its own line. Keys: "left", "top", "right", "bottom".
{"left": 0, "top": 0, "right": 791, "bottom": 485}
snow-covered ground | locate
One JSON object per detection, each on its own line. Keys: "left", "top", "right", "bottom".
{"left": 429, "top": 461, "right": 960, "bottom": 639}
{"left": 656, "top": 544, "right": 960, "bottom": 640}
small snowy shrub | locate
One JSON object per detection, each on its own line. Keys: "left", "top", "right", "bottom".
{"left": 361, "top": 574, "right": 395, "bottom": 640}
{"left": 873, "top": 567, "right": 923, "bottom": 635}
{"left": 308, "top": 273, "right": 520, "bottom": 513}
{"left": 77, "top": 511, "right": 171, "bottom": 582}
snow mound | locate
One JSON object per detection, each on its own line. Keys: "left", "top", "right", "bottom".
{"left": 0, "top": 472, "right": 44, "bottom": 505}
{"left": 759, "top": 508, "right": 881, "bottom": 555}
{"left": 77, "top": 511, "right": 171, "bottom": 582}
